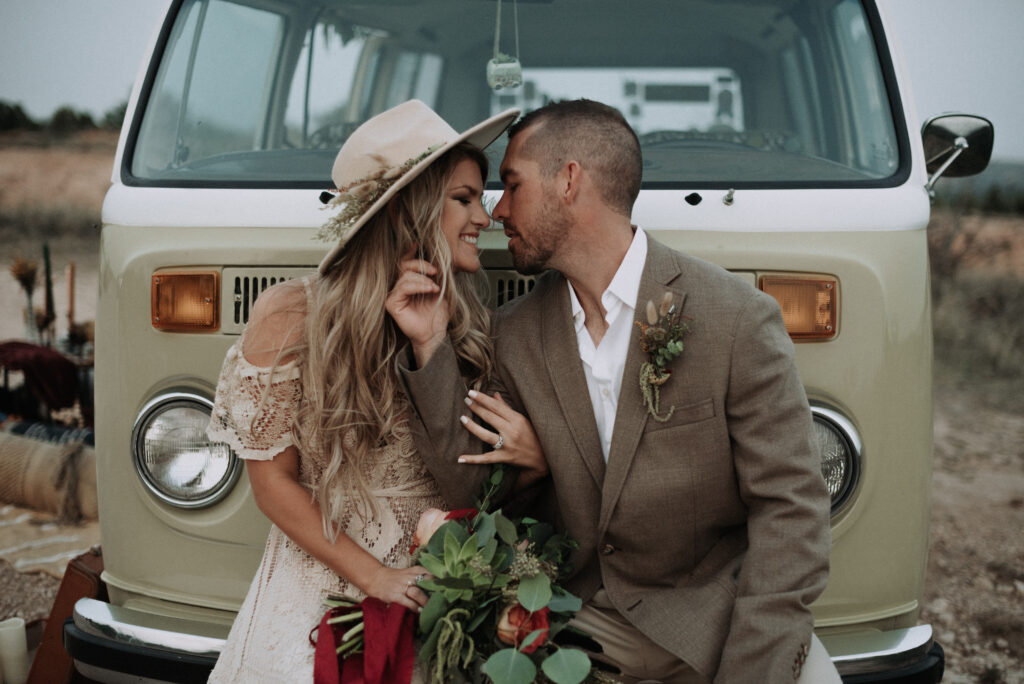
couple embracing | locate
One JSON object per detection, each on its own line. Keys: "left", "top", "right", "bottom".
{"left": 207, "top": 98, "right": 839, "bottom": 683}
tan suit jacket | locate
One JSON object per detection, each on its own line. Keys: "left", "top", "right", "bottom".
{"left": 401, "top": 237, "right": 830, "bottom": 682}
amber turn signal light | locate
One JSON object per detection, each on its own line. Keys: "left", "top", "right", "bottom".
{"left": 151, "top": 271, "right": 219, "bottom": 331}
{"left": 759, "top": 274, "right": 838, "bottom": 340}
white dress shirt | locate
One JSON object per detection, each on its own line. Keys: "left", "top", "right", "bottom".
{"left": 568, "top": 228, "right": 648, "bottom": 460}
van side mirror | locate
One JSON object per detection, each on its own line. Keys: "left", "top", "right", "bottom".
{"left": 922, "top": 114, "right": 993, "bottom": 192}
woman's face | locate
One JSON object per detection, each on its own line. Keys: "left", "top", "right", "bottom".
{"left": 440, "top": 157, "right": 490, "bottom": 273}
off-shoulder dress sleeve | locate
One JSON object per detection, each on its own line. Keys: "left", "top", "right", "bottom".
{"left": 206, "top": 339, "right": 303, "bottom": 461}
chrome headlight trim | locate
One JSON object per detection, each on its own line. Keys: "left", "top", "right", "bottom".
{"left": 130, "top": 390, "right": 242, "bottom": 508}
{"left": 810, "top": 403, "right": 863, "bottom": 516}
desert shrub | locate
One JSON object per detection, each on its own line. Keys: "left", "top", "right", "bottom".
{"left": 0, "top": 205, "right": 99, "bottom": 241}
{"left": 981, "top": 184, "right": 1009, "bottom": 214}
{"left": 932, "top": 272, "right": 1024, "bottom": 379}
{"left": 101, "top": 101, "right": 128, "bottom": 131}
{"left": 0, "top": 100, "right": 40, "bottom": 131}
{"left": 49, "top": 106, "right": 96, "bottom": 134}
{"left": 927, "top": 210, "right": 1014, "bottom": 282}
{"left": 929, "top": 208, "right": 1024, "bottom": 379}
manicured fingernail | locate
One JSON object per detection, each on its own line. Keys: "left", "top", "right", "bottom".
{"left": 467, "top": 390, "right": 478, "bottom": 399}
{"left": 458, "top": 458, "right": 466, "bottom": 464}
{"left": 460, "top": 415, "right": 468, "bottom": 424}
{"left": 464, "top": 397, "right": 473, "bottom": 406}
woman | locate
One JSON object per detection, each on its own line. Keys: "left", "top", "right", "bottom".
{"left": 205, "top": 100, "right": 519, "bottom": 682}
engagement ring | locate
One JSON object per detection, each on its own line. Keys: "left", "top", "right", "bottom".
{"left": 493, "top": 434, "right": 504, "bottom": 450}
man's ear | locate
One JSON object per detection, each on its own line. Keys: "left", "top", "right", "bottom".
{"left": 558, "top": 160, "right": 583, "bottom": 203}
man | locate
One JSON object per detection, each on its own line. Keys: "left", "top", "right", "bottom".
{"left": 390, "top": 100, "right": 836, "bottom": 683}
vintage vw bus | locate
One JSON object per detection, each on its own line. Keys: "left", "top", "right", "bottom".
{"left": 63, "top": 0, "right": 992, "bottom": 681}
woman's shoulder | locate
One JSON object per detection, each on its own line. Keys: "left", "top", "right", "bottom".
{"left": 241, "top": 278, "right": 311, "bottom": 367}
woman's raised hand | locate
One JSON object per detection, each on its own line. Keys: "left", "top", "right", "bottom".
{"left": 385, "top": 248, "right": 450, "bottom": 367}
{"left": 458, "top": 391, "right": 550, "bottom": 487}
{"left": 362, "top": 564, "right": 433, "bottom": 612}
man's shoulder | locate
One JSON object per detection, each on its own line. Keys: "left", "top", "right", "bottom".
{"left": 648, "top": 236, "right": 763, "bottom": 304}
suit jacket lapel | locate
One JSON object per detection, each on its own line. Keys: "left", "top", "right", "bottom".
{"left": 540, "top": 276, "right": 606, "bottom": 487}
{"left": 599, "top": 239, "right": 686, "bottom": 532}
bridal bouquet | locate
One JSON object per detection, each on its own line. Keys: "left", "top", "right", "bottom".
{"left": 316, "top": 467, "right": 596, "bottom": 684}
{"left": 411, "top": 474, "right": 592, "bottom": 683}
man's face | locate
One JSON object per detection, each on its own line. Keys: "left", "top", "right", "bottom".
{"left": 492, "top": 128, "right": 571, "bottom": 275}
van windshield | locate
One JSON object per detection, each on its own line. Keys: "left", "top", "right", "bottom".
{"left": 130, "top": 0, "right": 902, "bottom": 188}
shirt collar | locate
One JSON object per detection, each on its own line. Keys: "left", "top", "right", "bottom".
{"left": 568, "top": 227, "right": 648, "bottom": 331}
{"left": 606, "top": 227, "right": 647, "bottom": 314}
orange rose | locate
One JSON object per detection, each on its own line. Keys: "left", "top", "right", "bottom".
{"left": 496, "top": 603, "right": 550, "bottom": 653}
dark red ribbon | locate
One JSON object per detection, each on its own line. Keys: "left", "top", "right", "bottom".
{"left": 314, "top": 598, "right": 415, "bottom": 684}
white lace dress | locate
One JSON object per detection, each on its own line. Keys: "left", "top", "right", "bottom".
{"left": 205, "top": 330, "right": 444, "bottom": 682}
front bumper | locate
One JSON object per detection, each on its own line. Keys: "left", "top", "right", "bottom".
{"left": 64, "top": 598, "right": 225, "bottom": 684}
{"left": 821, "top": 625, "right": 944, "bottom": 683}
{"left": 65, "top": 597, "right": 944, "bottom": 683}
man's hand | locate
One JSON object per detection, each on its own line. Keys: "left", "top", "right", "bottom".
{"left": 458, "top": 390, "right": 550, "bottom": 488}
{"left": 385, "top": 249, "right": 450, "bottom": 367}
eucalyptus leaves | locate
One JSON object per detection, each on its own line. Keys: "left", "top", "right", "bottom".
{"left": 636, "top": 292, "right": 689, "bottom": 422}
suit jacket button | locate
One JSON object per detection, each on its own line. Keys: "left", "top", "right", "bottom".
{"left": 600, "top": 543, "right": 615, "bottom": 555}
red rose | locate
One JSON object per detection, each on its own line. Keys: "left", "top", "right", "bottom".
{"left": 496, "top": 603, "right": 550, "bottom": 653}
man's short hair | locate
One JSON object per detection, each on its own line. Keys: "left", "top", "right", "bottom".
{"left": 508, "top": 99, "right": 642, "bottom": 216}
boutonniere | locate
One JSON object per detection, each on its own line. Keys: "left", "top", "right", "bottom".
{"left": 635, "top": 292, "right": 689, "bottom": 422}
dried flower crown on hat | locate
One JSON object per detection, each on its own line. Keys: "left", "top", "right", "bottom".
{"left": 315, "top": 100, "right": 520, "bottom": 275}
{"left": 316, "top": 144, "right": 441, "bottom": 244}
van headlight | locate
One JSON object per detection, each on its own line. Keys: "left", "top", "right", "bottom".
{"left": 131, "top": 391, "right": 241, "bottom": 508}
{"left": 810, "top": 404, "right": 862, "bottom": 515}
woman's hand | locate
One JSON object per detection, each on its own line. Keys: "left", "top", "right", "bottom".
{"left": 385, "top": 249, "right": 450, "bottom": 367}
{"left": 458, "top": 390, "right": 550, "bottom": 488}
{"left": 361, "top": 564, "right": 433, "bottom": 612}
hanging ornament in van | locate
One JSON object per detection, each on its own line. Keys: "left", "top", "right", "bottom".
{"left": 487, "top": 0, "right": 523, "bottom": 90}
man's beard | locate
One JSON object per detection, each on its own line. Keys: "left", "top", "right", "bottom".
{"left": 508, "top": 196, "right": 570, "bottom": 275}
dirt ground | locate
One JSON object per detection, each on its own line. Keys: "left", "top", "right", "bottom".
{"left": 1, "top": 132, "right": 1022, "bottom": 682}
{"left": 922, "top": 368, "right": 1024, "bottom": 683}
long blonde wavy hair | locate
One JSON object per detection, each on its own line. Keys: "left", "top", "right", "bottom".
{"left": 297, "top": 143, "right": 493, "bottom": 538}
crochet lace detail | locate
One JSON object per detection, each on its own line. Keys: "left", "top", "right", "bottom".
{"left": 207, "top": 342, "right": 302, "bottom": 462}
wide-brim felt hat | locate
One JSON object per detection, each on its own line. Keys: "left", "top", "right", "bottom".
{"left": 317, "top": 99, "right": 520, "bottom": 274}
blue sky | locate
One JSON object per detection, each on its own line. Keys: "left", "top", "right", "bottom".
{"left": 1, "top": 0, "right": 1021, "bottom": 161}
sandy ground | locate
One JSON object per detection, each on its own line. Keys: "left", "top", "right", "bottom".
{"left": 1, "top": 133, "right": 1022, "bottom": 681}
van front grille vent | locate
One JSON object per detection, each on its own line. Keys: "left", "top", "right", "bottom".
{"left": 487, "top": 270, "right": 536, "bottom": 307}
{"left": 222, "top": 267, "right": 531, "bottom": 333}
{"left": 221, "top": 267, "right": 314, "bottom": 334}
